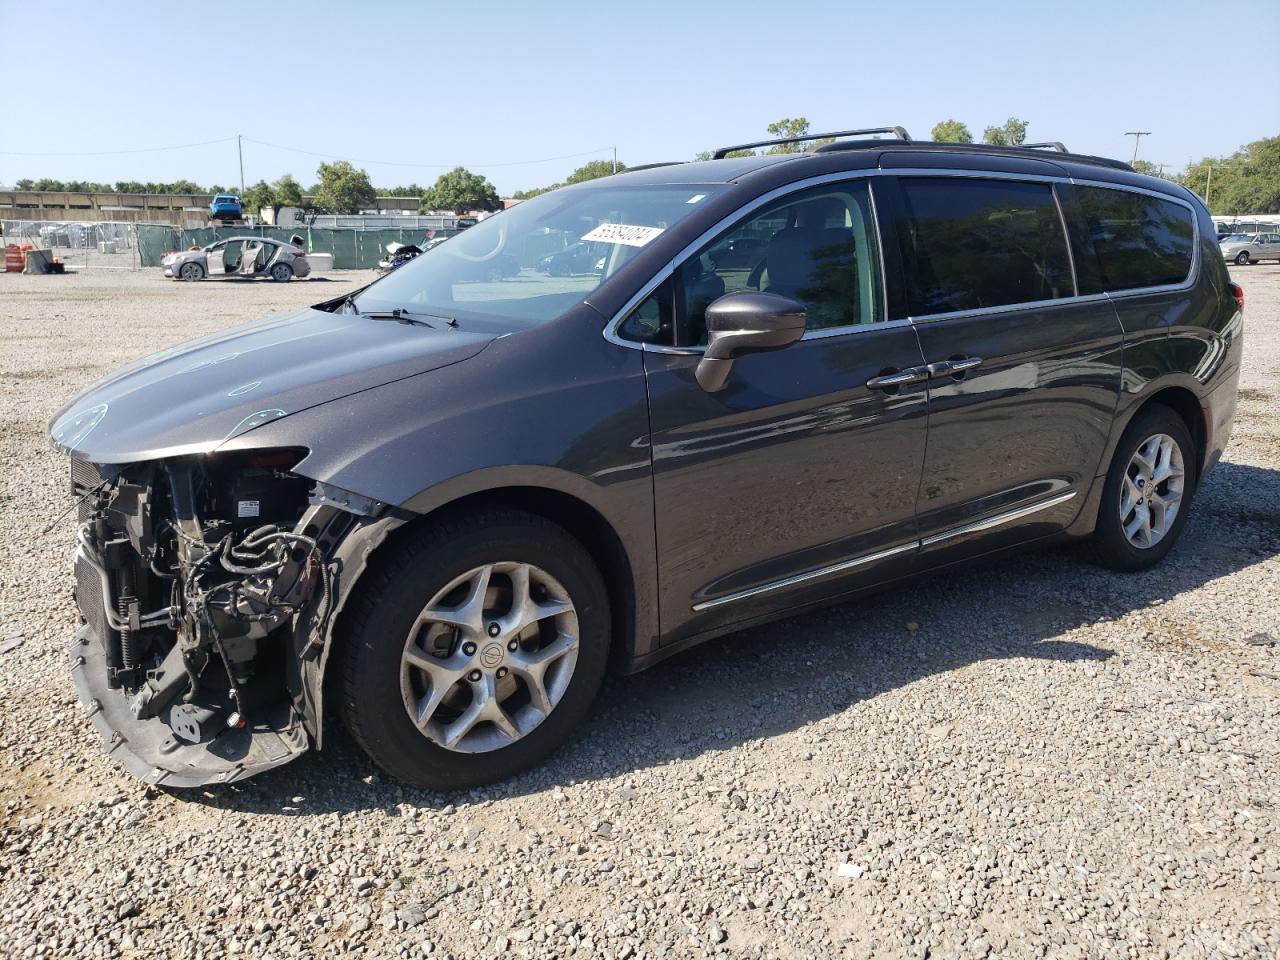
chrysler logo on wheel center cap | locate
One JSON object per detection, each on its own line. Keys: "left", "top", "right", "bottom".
{"left": 480, "top": 644, "right": 504, "bottom": 669}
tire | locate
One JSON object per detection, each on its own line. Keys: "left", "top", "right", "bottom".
{"left": 338, "top": 510, "right": 611, "bottom": 790}
{"left": 1090, "top": 405, "right": 1196, "bottom": 571}
{"left": 1234, "top": 251, "right": 1251, "bottom": 265}
{"left": 269, "top": 262, "right": 293, "bottom": 283}
{"left": 179, "top": 262, "right": 204, "bottom": 282}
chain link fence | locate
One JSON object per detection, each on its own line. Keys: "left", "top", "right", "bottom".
{"left": 2, "top": 220, "right": 144, "bottom": 270}
{"left": 3, "top": 220, "right": 463, "bottom": 271}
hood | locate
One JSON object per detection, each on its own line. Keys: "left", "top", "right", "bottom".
{"left": 49, "top": 307, "right": 493, "bottom": 463}
{"left": 162, "top": 250, "right": 204, "bottom": 263}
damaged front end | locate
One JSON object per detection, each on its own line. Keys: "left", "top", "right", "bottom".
{"left": 67, "top": 451, "right": 401, "bottom": 787}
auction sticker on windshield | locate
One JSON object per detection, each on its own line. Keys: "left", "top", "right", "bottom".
{"left": 581, "top": 223, "right": 665, "bottom": 247}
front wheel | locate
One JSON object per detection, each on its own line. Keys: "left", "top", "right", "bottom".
{"left": 1234, "top": 251, "right": 1251, "bottom": 265}
{"left": 338, "top": 510, "right": 611, "bottom": 789}
{"left": 1090, "top": 405, "right": 1195, "bottom": 571}
{"left": 179, "top": 262, "right": 204, "bottom": 282}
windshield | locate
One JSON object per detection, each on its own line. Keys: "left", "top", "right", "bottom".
{"left": 353, "top": 183, "right": 725, "bottom": 329}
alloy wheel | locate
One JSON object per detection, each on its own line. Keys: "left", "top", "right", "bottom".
{"left": 400, "top": 562, "right": 579, "bottom": 753}
{"left": 1120, "top": 433, "right": 1185, "bottom": 549}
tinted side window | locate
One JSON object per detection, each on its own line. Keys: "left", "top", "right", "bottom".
{"left": 894, "top": 178, "right": 1074, "bottom": 315}
{"left": 1074, "top": 187, "right": 1194, "bottom": 292}
{"left": 680, "top": 181, "right": 883, "bottom": 345}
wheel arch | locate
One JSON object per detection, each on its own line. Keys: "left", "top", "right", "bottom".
{"left": 326, "top": 483, "right": 642, "bottom": 707}
{"left": 1068, "top": 381, "right": 1208, "bottom": 540}
{"left": 1129, "top": 385, "right": 1207, "bottom": 486}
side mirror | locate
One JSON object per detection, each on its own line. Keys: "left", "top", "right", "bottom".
{"left": 695, "top": 291, "right": 807, "bottom": 392}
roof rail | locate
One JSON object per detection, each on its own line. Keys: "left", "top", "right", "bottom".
{"left": 713, "top": 126, "right": 911, "bottom": 160}
{"left": 624, "top": 161, "right": 682, "bottom": 172}
{"left": 1022, "top": 142, "right": 1068, "bottom": 153}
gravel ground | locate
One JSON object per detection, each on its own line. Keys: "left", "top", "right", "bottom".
{"left": 1, "top": 265, "right": 1277, "bottom": 960}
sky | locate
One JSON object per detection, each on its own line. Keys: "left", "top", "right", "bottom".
{"left": 2, "top": 0, "right": 1278, "bottom": 196}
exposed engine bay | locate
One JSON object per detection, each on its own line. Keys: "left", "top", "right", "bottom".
{"left": 67, "top": 451, "right": 400, "bottom": 787}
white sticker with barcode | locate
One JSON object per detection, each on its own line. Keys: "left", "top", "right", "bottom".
{"left": 581, "top": 223, "right": 665, "bottom": 247}
{"left": 238, "top": 500, "right": 260, "bottom": 519}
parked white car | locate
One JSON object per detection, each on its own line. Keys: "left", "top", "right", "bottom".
{"left": 162, "top": 237, "right": 311, "bottom": 282}
{"left": 1220, "top": 232, "right": 1280, "bottom": 266}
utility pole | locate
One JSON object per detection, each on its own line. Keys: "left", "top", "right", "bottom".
{"left": 238, "top": 134, "right": 245, "bottom": 196}
{"left": 612, "top": 146, "right": 617, "bottom": 175}
{"left": 1125, "top": 130, "right": 1151, "bottom": 165}
{"left": 1205, "top": 163, "right": 1213, "bottom": 207}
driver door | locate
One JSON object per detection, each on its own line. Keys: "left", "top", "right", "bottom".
{"left": 638, "top": 179, "right": 929, "bottom": 644}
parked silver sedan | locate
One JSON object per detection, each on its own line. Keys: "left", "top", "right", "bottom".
{"left": 162, "top": 237, "right": 311, "bottom": 282}
{"left": 1219, "top": 232, "right": 1280, "bottom": 266}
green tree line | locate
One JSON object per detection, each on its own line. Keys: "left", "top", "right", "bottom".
{"left": 14, "top": 128, "right": 1278, "bottom": 215}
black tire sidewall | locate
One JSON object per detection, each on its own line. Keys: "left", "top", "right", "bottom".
{"left": 340, "top": 515, "right": 610, "bottom": 790}
{"left": 1093, "top": 406, "right": 1196, "bottom": 571}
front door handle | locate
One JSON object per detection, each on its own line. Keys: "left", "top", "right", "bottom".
{"left": 927, "top": 356, "right": 983, "bottom": 378}
{"left": 866, "top": 366, "right": 930, "bottom": 391}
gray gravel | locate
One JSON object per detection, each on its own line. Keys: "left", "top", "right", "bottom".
{"left": 1, "top": 265, "right": 1278, "bottom": 959}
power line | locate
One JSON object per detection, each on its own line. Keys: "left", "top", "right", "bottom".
{"left": 0, "top": 136, "right": 238, "bottom": 157}
{"left": 240, "top": 137, "right": 614, "bottom": 169}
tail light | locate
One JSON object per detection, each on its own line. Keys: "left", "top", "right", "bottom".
{"left": 1228, "top": 281, "right": 1244, "bottom": 313}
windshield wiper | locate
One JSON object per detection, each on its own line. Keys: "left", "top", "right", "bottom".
{"left": 354, "top": 306, "right": 458, "bottom": 329}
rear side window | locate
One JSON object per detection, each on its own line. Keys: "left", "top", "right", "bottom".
{"left": 1073, "top": 186, "right": 1194, "bottom": 292}
{"left": 894, "top": 178, "right": 1074, "bottom": 315}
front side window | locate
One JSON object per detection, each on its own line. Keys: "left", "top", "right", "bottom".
{"left": 894, "top": 177, "right": 1074, "bottom": 316}
{"left": 1074, "top": 186, "right": 1194, "bottom": 293}
{"left": 679, "top": 181, "right": 883, "bottom": 345}
{"left": 354, "top": 184, "right": 724, "bottom": 332}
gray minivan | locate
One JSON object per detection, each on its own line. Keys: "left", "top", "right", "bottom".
{"left": 52, "top": 127, "right": 1243, "bottom": 790}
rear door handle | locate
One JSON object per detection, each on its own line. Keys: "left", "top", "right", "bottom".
{"left": 927, "top": 356, "right": 983, "bottom": 377}
{"left": 866, "top": 366, "right": 930, "bottom": 391}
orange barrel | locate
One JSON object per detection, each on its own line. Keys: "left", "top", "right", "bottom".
{"left": 4, "top": 245, "right": 23, "bottom": 272}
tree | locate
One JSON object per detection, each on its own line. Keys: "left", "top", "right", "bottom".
{"left": 982, "top": 118, "right": 1029, "bottom": 147}
{"left": 1130, "top": 160, "right": 1167, "bottom": 179}
{"left": 514, "top": 158, "right": 628, "bottom": 199}
{"left": 383, "top": 183, "right": 425, "bottom": 197}
{"left": 272, "top": 174, "right": 303, "bottom": 210}
{"left": 694, "top": 148, "right": 754, "bottom": 161}
{"left": 511, "top": 184, "right": 558, "bottom": 200}
{"left": 242, "top": 180, "right": 275, "bottom": 217}
{"left": 1178, "top": 136, "right": 1280, "bottom": 215}
{"left": 764, "top": 117, "right": 833, "bottom": 154}
{"left": 15, "top": 178, "right": 34, "bottom": 189}
{"left": 564, "top": 159, "right": 626, "bottom": 184}
{"left": 313, "top": 160, "right": 376, "bottom": 214}
{"left": 931, "top": 119, "right": 974, "bottom": 143}
{"left": 419, "top": 167, "right": 501, "bottom": 214}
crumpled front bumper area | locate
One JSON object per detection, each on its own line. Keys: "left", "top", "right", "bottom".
{"left": 69, "top": 623, "right": 308, "bottom": 788}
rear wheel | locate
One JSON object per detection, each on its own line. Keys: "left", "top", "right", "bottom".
{"left": 269, "top": 262, "right": 293, "bottom": 282}
{"left": 1091, "top": 405, "right": 1195, "bottom": 571}
{"left": 179, "top": 262, "right": 204, "bottom": 281}
{"left": 1234, "top": 251, "right": 1251, "bottom": 265}
{"left": 338, "top": 510, "right": 610, "bottom": 789}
